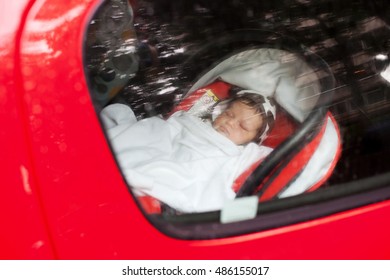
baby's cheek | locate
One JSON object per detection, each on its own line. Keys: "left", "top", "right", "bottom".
{"left": 246, "top": 131, "right": 257, "bottom": 142}
{"left": 213, "top": 117, "right": 222, "bottom": 127}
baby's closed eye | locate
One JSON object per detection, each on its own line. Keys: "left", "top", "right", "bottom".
{"left": 240, "top": 123, "right": 250, "bottom": 131}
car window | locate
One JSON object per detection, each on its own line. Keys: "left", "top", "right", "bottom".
{"left": 84, "top": 0, "right": 390, "bottom": 239}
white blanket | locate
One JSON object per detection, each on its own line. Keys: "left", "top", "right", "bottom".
{"left": 101, "top": 104, "right": 272, "bottom": 213}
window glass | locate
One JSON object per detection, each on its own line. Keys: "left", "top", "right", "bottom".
{"left": 84, "top": 0, "right": 390, "bottom": 238}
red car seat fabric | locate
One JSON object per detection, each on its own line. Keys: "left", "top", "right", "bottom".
{"left": 277, "top": 113, "right": 342, "bottom": 197}
{"left": 137, "top": 195, "right": 162, "bottom": 214}
{"left": 170, "top": 80, "right": 231, "bottom": 117}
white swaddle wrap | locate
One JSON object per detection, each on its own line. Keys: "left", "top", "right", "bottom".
{"left": 101, "top": 103, "right": 272, "bottom": 213}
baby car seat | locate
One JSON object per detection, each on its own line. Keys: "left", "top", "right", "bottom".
{"left": 138, "top": 48, "right": 341, "bottom": 214}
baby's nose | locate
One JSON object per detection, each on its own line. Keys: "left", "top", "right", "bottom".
{"left": 226, "top": 117, "right": 239, "bottom": 127}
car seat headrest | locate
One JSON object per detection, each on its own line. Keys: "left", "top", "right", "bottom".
{"left": 186, "top": 48, "right": 321, "bottom": 122}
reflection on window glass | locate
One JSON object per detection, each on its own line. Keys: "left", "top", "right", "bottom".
{"left": 85, "top": 0, "right": 139, "bottom": 108}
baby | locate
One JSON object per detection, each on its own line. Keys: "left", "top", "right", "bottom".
{"left": 100, "top": 91, "right": 276, "bottom": 212}
{"left": 212, "top": 92, "right": 276, "bottom": 145}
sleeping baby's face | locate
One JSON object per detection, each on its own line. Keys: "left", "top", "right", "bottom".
{"left": 212, "top": 101, "right": 264, "bottom": 145}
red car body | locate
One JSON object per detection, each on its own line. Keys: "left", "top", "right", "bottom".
{"left": 1, "top": 0, "right": 390, "bottom": 259}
